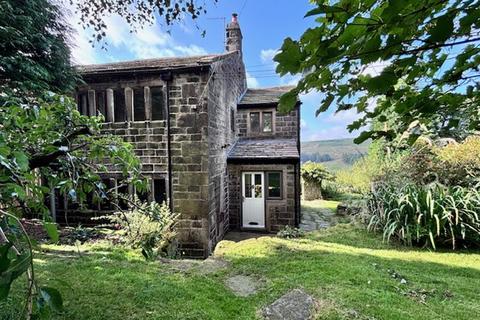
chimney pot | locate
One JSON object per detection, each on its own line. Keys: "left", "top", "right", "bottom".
{"left": 226, "top": 13, "right": 243, "bottom": 54}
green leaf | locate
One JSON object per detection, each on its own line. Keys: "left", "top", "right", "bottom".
{"left": 39, "top": 287, "right": 63, "bottom": 312}
{"left": 317, "top": 94, "right": 335, "bottom": 115}
{"left": 278, "top": 90, "right": 298, "bottom": 113}
{"left": 274, "top": 38, "right": 303, "bottom": 75}
{"left": 304, "top": 5, "right": 344, "bottom": 17}
{"left": 364, "top": 72, "right": 398, "bottom": 94}
{"left": 12, "top": 151, "right": 29, "bottom": 171}
{"left": 44, "top": 222, "right": 59, "bottom": 243}
{"left": 354, "top": 131, "right": 373, "bottom": 144}
{"left": 0, "top": 243, "right": 12, "bottom": 273}
{"left": 428, "top": 14, "right": 454, "bottom": 43}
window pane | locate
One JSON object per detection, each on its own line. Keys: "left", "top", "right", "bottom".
{"left": 267, "top": 172, "right": 281, "bottom": 198}
{"left": 133, "top": 88, "right": 145, "bottom": 121}
{"left": 114, "top": 89, "right": 126, "bottom": 122}
{"left": 254, "top": 174, "right": 262, "bottom": 198}
{"left": 263, "top": 112, "right": 272, "bottom": 132}
{"left": 230, "top": 108, "right": 235, "bottom": 132}
{"left": 250, "top": 112, "right": 260, "bottom": 133}
{"left": 153, "top": 179, "right": 167, "bottom": 205}
{"left": 96, "top": 91, "right": 106, "bottom": 119}
{"left": 151, "top": 86, "right": 164, "bottom": 120}
{"left": 244, "top": 174, "right": 252, "bottom": 198}
{"left": 78, "top": 93, "right": 88, "bottom": 116}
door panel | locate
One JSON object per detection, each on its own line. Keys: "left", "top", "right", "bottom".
{"left": 242, "top": 172, "right": 265, "bottom": 229}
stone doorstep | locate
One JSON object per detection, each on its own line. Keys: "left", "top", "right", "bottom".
{"left": 262, "top": 289, "right": 316, "bottom": 320}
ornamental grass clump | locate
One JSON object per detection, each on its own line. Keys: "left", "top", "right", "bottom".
{"left": 106, "top": 198, "right": 179, "bottom": 259}
{"left": 367, "top": 183, "right": 480, "bottom": 250}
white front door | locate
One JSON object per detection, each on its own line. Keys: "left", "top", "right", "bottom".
{"left": 242, "top": 172, "right": 265, "bottom": 229}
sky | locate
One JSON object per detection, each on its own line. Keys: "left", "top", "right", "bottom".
{"left": 68, "top": 0, "right": 363, "bottom": 142}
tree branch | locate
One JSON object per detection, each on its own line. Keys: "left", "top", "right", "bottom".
{"left": 29, "top": 126, "right": 92, "bottom": 169}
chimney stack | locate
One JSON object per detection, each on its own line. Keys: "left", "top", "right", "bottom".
{"left": 226, "top": 13, "right": 242, "bottom": 54}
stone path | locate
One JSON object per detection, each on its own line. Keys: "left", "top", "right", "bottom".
{"left": 159, "top": 256, "right": 229, "bottom": 275}
{"left": 262, "top": 289, "right": 316, "bottom": 320}
{"left": 225, "top": 275, "right": 259, "bottom": 297}
{"left": 299, "top": 208, "right": 336, "bottom": 231}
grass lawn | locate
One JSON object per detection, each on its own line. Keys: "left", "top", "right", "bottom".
{"left": 2, "top": 202, "right": 480, "bottom": 319}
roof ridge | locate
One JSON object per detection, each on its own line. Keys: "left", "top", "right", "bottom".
{"left": 76, "top": 51, "right": 239, "bottom": 73}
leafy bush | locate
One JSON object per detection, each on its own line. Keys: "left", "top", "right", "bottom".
{"left": 335, "top": 141, "right": 407, "bottom": 194}
{"left": 367, "top": 183, "right": 480, "bottom": 250}
{"left": 277, "top": 225, "right": 305, "bottom": 239}
{"left": 301, "top": 162, "right": 335, "bottom": 200}
{"left": 394, "top": 136, "right": 480, "bottom": 188}
{"left": 106, "top": 199, "right": 178, "bottom": 259}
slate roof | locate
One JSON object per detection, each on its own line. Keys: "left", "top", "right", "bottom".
{"left": 238, "top": 86, "right": 295, "bottom": 106}
{"left": 77, "top": 52, "right": 235, "bottom": 75}
{"left": 228, "top": 138, "right": 299, "bottom": 161}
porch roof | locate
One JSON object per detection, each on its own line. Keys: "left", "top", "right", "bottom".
{"left": 227, "top": 138, "right": 299, "bottom": 162}
{"left": 238, "top": 86, "right": 296, "bottom": 106}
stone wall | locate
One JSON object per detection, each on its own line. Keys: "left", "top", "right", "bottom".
{"left": 76, "top": 70, "right": 214, "bottom": 257}
{"left": 237, "top": 106, "right": 300, "bottom": 139}
{"left": 206, "top": 53, "right": 247, "bottom": 252}
{"left": 167, "top": 71, "right": 211, "bottom": 258}
{"left": 227, "top": 163, "right": 299, "bottom": 232}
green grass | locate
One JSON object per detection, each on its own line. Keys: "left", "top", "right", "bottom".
{"left": 302, "top": 200, "right": 340, "bottom": 213}
{"left": 3, "top": 203, "right": 480, "bottom": 319}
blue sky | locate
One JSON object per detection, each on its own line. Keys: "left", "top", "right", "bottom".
{"left": 70, "top": 0, "right": 362, "bottom": 141}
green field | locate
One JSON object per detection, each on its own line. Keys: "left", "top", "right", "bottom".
{"left": 301, "top": 138, "right": 370, "bottom": 171}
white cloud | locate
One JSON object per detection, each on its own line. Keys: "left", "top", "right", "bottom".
{"left": 66, "top": 3, "right": 97, "bottom": 65}
{"left": 101, "top": 16, "right": 207, "bottom": 60}
{"left": 67, "top": 4, "right": 208, "bottom": 64}
{"left": 360, "top": 61, "right": 389, "bottom": 77}
{"left": 260, "top": 49, "right": 278, "bottom": 63}
{"left": 246, "top": 71, "right": 260, "bottom": 88}
{"left": 325, "top": 109, "right": 362, "bottom": 126}
{"left": 300, "top": 119, "right": 307, "bottom": 129}
{"left": 306, "top": 125, "right": 357, "bottom": 141}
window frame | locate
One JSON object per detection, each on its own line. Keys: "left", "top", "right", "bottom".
{"left": 248, "top": 110, "right": 275, "bottom": 135}
{"left": 266, "top": 171, "right": 283, "bottom": 200}
{"left": 151, "top": 86, "right": 166, "bottom": 121}
{"left": 133, "top": 87, "right": 146, "bottom": 121}
{"left": 262, "top": 111, "right": 273, "bottom": 133}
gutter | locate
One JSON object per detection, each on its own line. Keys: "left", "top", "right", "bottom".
{"left": 161, "top": 72, "right": 174, "bottom": 212}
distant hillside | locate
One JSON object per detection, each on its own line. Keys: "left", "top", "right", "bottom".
{"left": 301, "top": 138, "right": 370, "bottom": 171}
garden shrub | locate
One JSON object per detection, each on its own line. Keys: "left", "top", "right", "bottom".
{"left": 301, "top": 161, "right": 334, "bottom": 200}
{"left": 367, "top": 183, "right": 480, "bottom": 250}
{"left": 335, "top": 141, "right": 407, "bottom": 194}
{"left": 106, "top": 199, "right": 179, "bottom": 259}
{"left": 398, "top": 136, "right": 480, "bottom": 188}
{"left": 277, "top": 225, "right": 305, "bottom": 239}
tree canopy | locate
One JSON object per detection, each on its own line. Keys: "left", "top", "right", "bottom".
{"left": 275, "top": 0, "right": 480, "bottom": 144}
{"left": 0, "top": 0, "right": 77, "bottom": 93}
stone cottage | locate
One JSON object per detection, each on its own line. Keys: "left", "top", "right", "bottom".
{"left": 72, "top": 14, "right": 301, "bottom": 257}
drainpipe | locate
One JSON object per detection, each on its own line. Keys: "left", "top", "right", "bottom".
{"left": 161, "top": 72, "right": 174, "bottom": 212}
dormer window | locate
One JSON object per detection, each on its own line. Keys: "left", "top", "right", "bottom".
{"left": 249, "top": 111, "right": 274, "bottom": 134}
